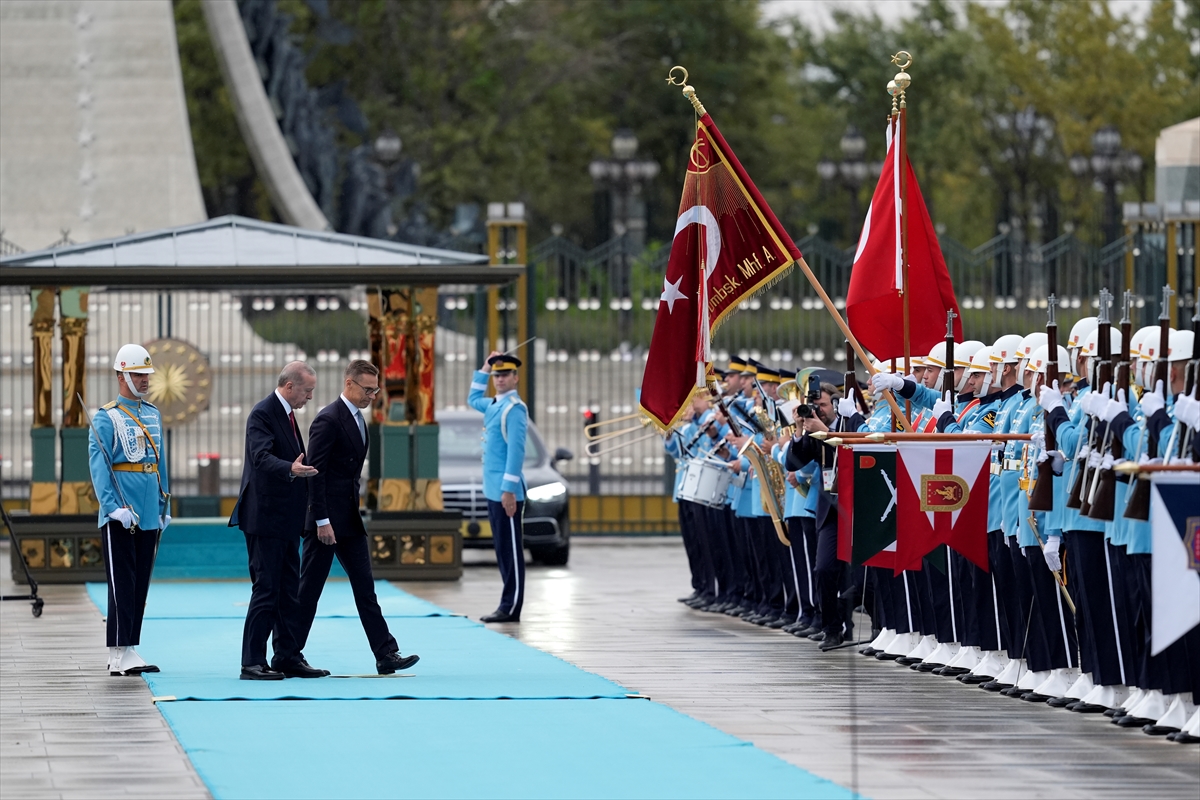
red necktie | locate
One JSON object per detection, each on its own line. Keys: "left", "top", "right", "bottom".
{"left": 288, "top": 411, "right": 301, "bottom": 451}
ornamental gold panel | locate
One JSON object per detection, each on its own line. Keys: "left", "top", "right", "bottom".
{"left": 144, "top": 338, "right": 212, "bottom": 427}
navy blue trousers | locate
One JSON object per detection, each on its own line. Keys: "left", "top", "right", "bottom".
{"left": 242, "top": 533, "right": 302, "bottom": 668}
{"left": 102, "top": 521, "right": 160, "bottom": 647}
{"left": 487, "top": 499, "right": 525, "bottom": 618}
{"left": 296, "top": 530, "right": 398, "bottom": 658}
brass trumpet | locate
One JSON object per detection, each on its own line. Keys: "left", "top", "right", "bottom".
{"left": 584, "top": 411, "right": 665, "bottom": 456}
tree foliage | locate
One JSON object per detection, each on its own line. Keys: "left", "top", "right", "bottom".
{"left": 176, "top": 0, "right": 1200, "bottom": 249}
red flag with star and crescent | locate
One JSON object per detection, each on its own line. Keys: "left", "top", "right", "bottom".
{"left": 640, "top": 114, "right": 800, "bottom": 429}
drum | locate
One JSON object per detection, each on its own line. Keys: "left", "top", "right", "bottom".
{"left": 679, "top": 458, "right": 732, "bottom": 508}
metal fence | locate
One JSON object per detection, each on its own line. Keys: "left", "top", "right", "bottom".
{"left": 1, "top": 229, "right": 1191, "bottom": 514}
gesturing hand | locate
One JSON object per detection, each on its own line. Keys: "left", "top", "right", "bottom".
{"left": 291, "top": 453, "right": 318, "bottom": 478}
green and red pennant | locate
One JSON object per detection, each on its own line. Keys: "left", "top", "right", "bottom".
{"left": 837, "top": 445, "right": 898, "bottom": 569}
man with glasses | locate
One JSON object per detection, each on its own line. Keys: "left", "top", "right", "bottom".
{"left": 294, "top": 359, "right": 420, "bottom": 675}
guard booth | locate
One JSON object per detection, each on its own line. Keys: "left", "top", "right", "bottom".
{"left": 0, "top": 215, "right": 522, "bottom": 583}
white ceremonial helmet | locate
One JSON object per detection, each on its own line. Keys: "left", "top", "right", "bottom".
{"left": 1129, "top": 325, "right": 1159, "bottom": 388}
{"left": 991, "top": 334, "right": 1024, "bottom": 364}
{"left": 114, "top": 343, "right": 155, "bottom": 399}
{"left": 1168, "top": 329, "right": 1195, "bottom": 362}
{"left": 1067, "top": 316, "right": 1098, "bottom": 350}
{"left": 967, "top": 346, "right": 993, "bottom": 374}
{"left": 114, "top": 343, "right": 155, "bottom": 374}
{"left": 1079, "top": 327, "right": 1123, "bottom": 358}
{"left": 954, "top": 340, "right": 986, "bottom": 392}
{"left": 1018, "top": 332, "right": 1048, "bottom": 375}
{"left": 925, "top": 341, "right": 951, "bottom": 369}
{"left": 1141, "top": 328, "right": 1173, "bottom": 362}
{"left": 1028, "top": 344, "right": 1070, "bottom": 376}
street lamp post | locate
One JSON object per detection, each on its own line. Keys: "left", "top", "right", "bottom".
{"left": 589, "top": 129, "right": 660, "bottom": 337}
{"left": 1069, "top": 125, "right": 1144, "bottom": 245}
{"left": 816, "top": 125, "right": 879, "bottom": 243}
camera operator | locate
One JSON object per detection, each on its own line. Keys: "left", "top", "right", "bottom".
{"left": 783, "top": 381, "right": 864, "bottom": 650}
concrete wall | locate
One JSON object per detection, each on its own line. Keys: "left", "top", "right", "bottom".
{"left": 0, "top": 0, "right": 206, "bottom": 250}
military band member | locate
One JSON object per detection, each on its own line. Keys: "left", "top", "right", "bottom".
{"left": 88, "top": 344, "right": 170, "bottom": 676}
{"left": 468, "top": 352, "right": 529, "bottom": 624}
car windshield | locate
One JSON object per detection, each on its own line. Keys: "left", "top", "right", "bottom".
{"left": 438, "top": 417, "right": 542, "bottom": 465}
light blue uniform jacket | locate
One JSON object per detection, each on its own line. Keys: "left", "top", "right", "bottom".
{"left": 88, "top": 396, "right": 170, "bottom": 528}
{"left": 467, "top": 370, "right": 527, "bottom": 502}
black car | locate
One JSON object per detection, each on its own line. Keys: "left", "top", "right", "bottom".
{"left": 437, "top": 409, "right": 573, "bottom": 566}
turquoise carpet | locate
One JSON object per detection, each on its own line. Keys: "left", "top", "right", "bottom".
{"left": 87, "top": 582, "right": 855, "bottom": 799}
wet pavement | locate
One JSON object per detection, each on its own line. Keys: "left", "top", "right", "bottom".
{"left": 2, "top": 536, "right": 1197, "bottom": 799}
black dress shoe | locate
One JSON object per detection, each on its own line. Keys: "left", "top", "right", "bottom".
{"left": 807, "top": 630, "right": 826, "bottom": 642}
{"left": 979, "top": 680, "right": 1011, "bottom": 692}
{"left": 480, "top": 611, "right": 520, "bottom": 623}
{"left": 1142, "top": 723, "right": 1180, "bottom": 736}
{"left": 723, "top": 605, "right": 748, "bottom": 617}
{"left": 1115, "top": 714, "right": 1155, "bottom": 727}
{"left": 679, "top": 592, "right": 701, "bottom": 604}
{"left": 272, "top": 658, "right": 330, "bottom": 678}
{"left": 1021, "top": 692, "right": 1052, "bottom": 703}
{"left": 123, "top": 664, "right": 161, "bottom": 675}
{"left": 937, "top": 666, "right": 971, "bottom": 677}
{"left": 859, "top": 646, "right": 878, "bottom": 656}
{"left": 1069, "top": 702, "right": 1109, "bottom": 714}
{"left": 240, "top": 665, "right": 285, "bottom": 681}
{"left": 1103, "top": 707, "right": 1125, "bottom": 718}
{"left": 895, "top": 655, "right": 924, "bottom": 666}
{"left": 875, "top": 651, "right": 903, "bottom": 661}
{"left": 819, "top": 632, "right": 846, "bottom": 651}
{"left": 958, "top": 672, "right": 994, "bottom": 684}
{"left": 913, "top": 661, "right": 944, "bottom": 672}
{"left": 1172, "top": 731, "right": 1200, "bottom": 743}
{"left": 376, "top": 652, "right": 420, "bottom": 674}
{"left": 1046, "top": 696, "right": 1076, "bottom": 708}
{"left": 766, "top": 616, "right": 789, "bottom": 629}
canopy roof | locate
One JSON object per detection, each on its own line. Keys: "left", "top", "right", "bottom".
{"left": 0, "top": 215, "right": 515, "bottom": 288}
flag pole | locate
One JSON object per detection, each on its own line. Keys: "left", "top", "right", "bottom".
{"left": 892, "top": 52, "right": 913, "bottom": 423}
{"left": 667, "top": 65, "right": 909, "bottom": 429}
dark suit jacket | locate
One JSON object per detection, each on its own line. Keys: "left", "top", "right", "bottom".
{"left": 229, "top": 393, "right": 309, "bottom": 539}
{"left": 303, "top": 398, "right": 368, "bottom": 536}
{"left": 784, "top": 413, "right": 865, "bottom": 528}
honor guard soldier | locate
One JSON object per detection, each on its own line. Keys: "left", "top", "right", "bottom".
{"left": 468, "top": 352, "right": 529, "bottom": 623}
{"left": 87, "top": 343, "right": 170, "bottom": 676}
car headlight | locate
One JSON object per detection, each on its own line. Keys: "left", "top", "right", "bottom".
{"left": 526, "top": 481, "right": 567, "bottom": 502}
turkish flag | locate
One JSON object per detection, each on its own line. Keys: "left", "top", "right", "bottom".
{"left": 640, "top": 114, "right": 800, "bottom": 429}
{"left": 847, "top": 120, "right": 960, "bottom": 361}
{"left": 893, "top": 442, "right": 991, "bottom": 575}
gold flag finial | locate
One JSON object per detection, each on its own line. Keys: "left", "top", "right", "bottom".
{"left": 890, "top": 51, "right": 912, "bottom": 109}
{"left": 666, "top": 65, "right": 706, "bottom": 116}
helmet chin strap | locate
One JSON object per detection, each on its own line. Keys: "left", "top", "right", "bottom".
{"left": 955, "top": 368, "right": 971, "bottom": 394}
{"left": 123, "top": 372, "right": 147, "bottom": 398}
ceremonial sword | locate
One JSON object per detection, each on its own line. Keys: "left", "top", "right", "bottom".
{"left": 78, "top": 393, "right": 140, "bottom": 532}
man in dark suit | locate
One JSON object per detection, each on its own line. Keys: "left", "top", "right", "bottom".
{"left": 784, "top": 381, "right": 865, "bottom": 651}
{"left": 294, "top": 360, "right": 419, "bottom": 674}
{"left": 230, "top": 361, "right": 329, "bottom": 680}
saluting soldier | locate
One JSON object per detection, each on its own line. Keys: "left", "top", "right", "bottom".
{"left": 87, "top": 343, "right": 170, "bottom": 676}
{"left": 468, "top": 351, "right": 529, "bottom": 624}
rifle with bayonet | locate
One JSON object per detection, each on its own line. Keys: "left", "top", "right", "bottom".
{"left": 1088, "top": 289, "right": 1132, "bottom": 520}
{"left": 1079, "top": 288, "right": 1113, "bottom": 517}
{"left": 1028, "top": 294, "right": 1059, "bottom": 511}
{"left": 1123, "top": 285, "right": 1174, "bottom": 521}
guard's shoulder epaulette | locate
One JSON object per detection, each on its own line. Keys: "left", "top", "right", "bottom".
{"left": 142, "top": 400, "right": 158, "bottom": 409}
{"left": 102, "top": 401, "right": 118, "bottom": 410}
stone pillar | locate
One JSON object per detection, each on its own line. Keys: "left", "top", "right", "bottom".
{"left": 58, "top": 288, "right": 96, "bottom": 514}
{"left": 29, "top": 288, "right": 58, "bottom": 514}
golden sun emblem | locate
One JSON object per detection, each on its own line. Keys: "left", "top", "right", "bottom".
{"left": 143, "top": 338, "right": 211, "bottom": 427}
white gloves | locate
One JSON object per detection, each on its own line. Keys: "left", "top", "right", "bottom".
{"left": 1140, "top": 380, "right": 1166, "bottom": 419}
{"left": 1038, "top": 380, "right": 1063, "bottom": 413}
{"left": 1030, "top": 431, "right": 1046, "bottom": 451}
{"left": 1043, "top": 534, "right": 1062, "bottom": 572}
{"left": 932, "top": 390, "right": 953, "bottom": 420}
{"left": 837, "top": 397, "right": 857, "bottom": 418}
{"left": 159, "top": 514, "right": 172, "bottom": 532}
{"left": 1175, "top": 393, "right": 1199, "bottom": 431}
{"left": 1101, "top": 389, "right": 1127, "bottom": 422}
{"left": 870, "top": 371, "right": 904, "bottom": 399}
{"left": 109, "top": 507, "right": 135, "bottom": 529}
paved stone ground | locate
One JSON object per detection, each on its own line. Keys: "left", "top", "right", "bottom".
{"left": 0, "top": 541, "right": 208, "bottom": 800}
{"left": 401, "top": 538, "right": 1200, "bottom": 800}
{"left": 3, "top": 536, "right": 1197, "bottom": 799}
